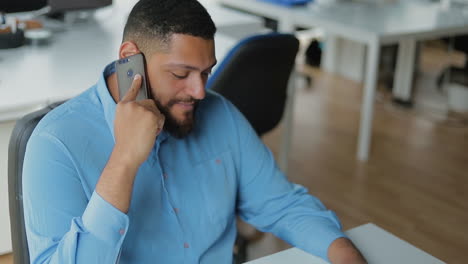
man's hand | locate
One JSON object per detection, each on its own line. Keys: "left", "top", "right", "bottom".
{"left": 113, "top": 74, "right": 165, "bottom": 168}
{"left": 96, "top": 74, "right": 164, "bottom": 213}
{"left": 328, "top": 237, "right": 367, "bottom": 264}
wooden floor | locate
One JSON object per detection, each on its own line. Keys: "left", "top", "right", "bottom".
{"left": 0, "top": 254, "right": 12, "bottom": 264}
{"left": 247, "top": 42, "right": 468, "bottom": 263}
{"left": 1, "top": 43, "right": 467, "bottom": 264}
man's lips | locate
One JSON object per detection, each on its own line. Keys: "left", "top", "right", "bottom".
{"left": 175, "top": 101, "right": 195, "bottom": 110}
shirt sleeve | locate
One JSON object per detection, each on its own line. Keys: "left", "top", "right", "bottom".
{"left": 224, "top": 99, "right": 347, "bottom": 262}
{"left": 23, "top": 132, "right": 129, "bottom": 264}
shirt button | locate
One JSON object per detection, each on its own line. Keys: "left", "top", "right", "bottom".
{"left": 215, "top": 159, "right": 221, "bottom": 164}
{"left": 163, "top": 173, "right": 168, "bottom": 179}
{"left": 174, "top": 207, "right": 179, "bottom": 214}
{"left": 119, "top": 229, "right": 125, "bottom": 235}
{"left": 184, "top": 243, "right": 190, "bottom": 248}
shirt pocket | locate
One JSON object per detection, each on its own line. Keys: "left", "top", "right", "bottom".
{"left": 193, "top": 150, "right": 237, "bottom": 224}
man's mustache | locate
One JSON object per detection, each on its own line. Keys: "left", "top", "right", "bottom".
{"left": 167, "top": 98, "right": 200, "bottom": 107}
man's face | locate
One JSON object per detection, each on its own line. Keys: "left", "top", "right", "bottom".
{"left": 145, "top": 34, "right": 216, "bottom": 138}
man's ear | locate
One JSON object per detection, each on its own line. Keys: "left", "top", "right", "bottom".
{"left": 119, "top": 41, "right": 141, "bottom": 59}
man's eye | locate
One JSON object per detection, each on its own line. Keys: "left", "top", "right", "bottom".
{"left": 172, "top": 72, "right": 188, "bottom": 79}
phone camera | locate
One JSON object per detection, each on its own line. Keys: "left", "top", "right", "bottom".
{"left": 127, "top": 69, "right": 134, "bottom": 78}
{"left": 118, "top": 58, "right": 129, "bottom": 64}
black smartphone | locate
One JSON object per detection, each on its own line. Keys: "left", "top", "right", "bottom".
{"left": 115, "top": 53, "right": 149, "bottom": 101}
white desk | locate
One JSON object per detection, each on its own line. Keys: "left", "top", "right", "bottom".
{"left": 0, "top": 0, "right": 265, "bottom": 254}
{"left": 244, "top": 223, "right": 445, "bottom": 264}
{"left": 219, "top": 0, "right": 468, "bottom": 161}
{"left": 0, "top": 0, "right": 264, "bottom": 121}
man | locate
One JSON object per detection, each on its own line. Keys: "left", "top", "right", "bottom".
{"left": 23, "top": 0, "right": 367, "bottom": 263}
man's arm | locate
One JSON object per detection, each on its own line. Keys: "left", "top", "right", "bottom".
{"left": 23, "top": 75, "right": 164, "bottom": 263}
{"left": 96, "top": 74, "right": 164, "bottom": 213}
{"left": 328, "top": 238, "right": 367, "bottom": 264}
{"left": 221, "top": 98, "right": 366, "bottom": 263}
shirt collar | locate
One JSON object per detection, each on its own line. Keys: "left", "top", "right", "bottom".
{"left": 96, "top": 62, "right": 169, "bottom": 145}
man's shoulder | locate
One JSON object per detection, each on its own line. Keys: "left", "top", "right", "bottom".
{"left": 201, "top": 89, "right": 226, "bottom": 107}
{"left": 32, "top": 86, "right": 104, "bottom": 139}
{"left": 189, "top": 90, "right": 244, "bottom": 144}
{"left": 197, "top": 90, "right": 236, "bottom": 126}
{"left": 198, "top": 90, "right": 235, "bottom": 118}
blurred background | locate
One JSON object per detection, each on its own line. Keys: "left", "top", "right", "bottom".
{"left": 1, "top": 0, "right": 467, "bottom": 263}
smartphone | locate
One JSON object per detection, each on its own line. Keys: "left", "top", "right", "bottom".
{"left": 115, "top": 53, "right": 149, "bottom": 101}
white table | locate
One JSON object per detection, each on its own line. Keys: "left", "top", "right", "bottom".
{"left": 0, "top": 0, "right": 264, "bottom": 121}
{"left": 218, "top": 0, "right": 468, "bottom": 161}
{"left": 0, "top": 0, "right": 265, "bottom": 254}
{"left": 244, "top": 223, "right": 445, "bottom": 264}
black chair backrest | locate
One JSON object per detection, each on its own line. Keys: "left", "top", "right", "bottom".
{"left": 207, "top": 33, "right": 299, "bottom": 136}
{"left": 8, "top": 102, "right": 63, "bottom": 264}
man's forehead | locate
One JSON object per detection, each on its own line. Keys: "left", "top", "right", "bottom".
{"left": 147, "top": 34, "right": 214, "bottom": 55}
{"left": 164, "top": 61, "right": 218, "bottom": 71}
{"left": 149, "top": 34, "right": 216, "bottom": 68}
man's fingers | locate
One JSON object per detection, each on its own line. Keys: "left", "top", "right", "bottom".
{"left": 138, "top": 99, "right": 159, "bottom": 115}
{"left": 138, "top": 100, "right": 166, "bottom": 128}
{"left": 121, "top": 74, "right": 142, "bottom": 103}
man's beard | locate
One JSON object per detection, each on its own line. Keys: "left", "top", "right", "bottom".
{"left": 154, "top": 97, "right": 200, "bottom": 139}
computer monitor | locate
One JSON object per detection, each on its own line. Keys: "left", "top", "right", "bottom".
{"left": 48, "top": 0, "right": 113, "bottom": 13}
{"left": 0, "top": 0, "right": 48, "bottom": 13}
{"left": 0, "top": 0, "right": 112, "bottom": 15}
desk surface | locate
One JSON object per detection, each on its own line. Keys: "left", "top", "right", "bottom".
{"left": 244, "top": 223, "right": 445, "bottom": 264}
{"left": 0, "top": 0, "right": 263, "bottom": 121}
{"left": 221, "top": 0, "right": 468, "bottom": 43}
{"left": 297, "top": 0, "right": 468, "bottom": 43}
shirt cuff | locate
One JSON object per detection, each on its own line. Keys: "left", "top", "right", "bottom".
{"left": 303, "top": 215, "right": 348, "bottom": 263}
{"left": 82, "top": 191, "right": 130, "bottom": 244}
{"left": 318, "top": 226, "right": 348, "bottom": 263}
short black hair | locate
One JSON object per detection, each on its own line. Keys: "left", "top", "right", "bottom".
{"left": 123, "top": 0, "right": 217, "bottom": 52}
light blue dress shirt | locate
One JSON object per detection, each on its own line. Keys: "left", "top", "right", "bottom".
{"left": 23, "top": 63, "right": 346, "bottom": 264}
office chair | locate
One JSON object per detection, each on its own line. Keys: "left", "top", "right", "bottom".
{"left": 207, "top": 33, "right": 299, "bottom": 136}
{"left": 207, "top": 33, "right": 300, "bottom": 263}
{"left": 437, "top": 35, "right": 468, "bottom": 89}
{"left": 8, "top": 101, "right": 64, "bottom": 264}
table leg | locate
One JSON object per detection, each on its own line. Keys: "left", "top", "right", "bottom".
{"left": 357, "top": 42, "right": 380, "bottom": 161}
{"left": 279, "top": 70, "right": 297, "bottom": 175}
{"left": 392, "top": 38, "right": 416, "bottom": 102}
{"left": 278, "top": 16, "right": 295, "bottom": 32}
{"left": 322, "top": 34, "right": 339, "bottom": 74}
{"left": 322, "top": 35, "right": 366, "bottom": 82}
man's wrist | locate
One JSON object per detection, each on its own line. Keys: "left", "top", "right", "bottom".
{"left": 108, "top": 145, "right": 141, "bottom": 172}
{"left": 328, "top": 237, "right": 367, "bottom": 264}
{"left": 96, "top": 152, "right": 140, "bottom": 214}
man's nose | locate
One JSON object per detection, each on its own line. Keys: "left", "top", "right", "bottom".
{"left": 188, "top": 76, "right": 206, "bottom": 100}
